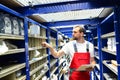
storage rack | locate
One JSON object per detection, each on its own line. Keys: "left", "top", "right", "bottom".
{"left": 93, "top": 6, "right": 120, "bottom": 80}
{"left": 48, "top": 28, "right": 66, "bottom": 80}
{"left": 0, "top": 3, "right": 52, "bottom": 80}
{"left": 0, "top": 1, "right": 120, "bottom": 80}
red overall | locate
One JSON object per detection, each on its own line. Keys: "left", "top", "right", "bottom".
{"left": 69, "top": 43, "right": 90, "bottom": 80}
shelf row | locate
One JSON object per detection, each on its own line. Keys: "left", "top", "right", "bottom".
{"left": 0, "top": 3, "right": 66, "bottom": 80}
{"left": 0, "top": 53, "right": 48, "bottom": 78}
{"left": 94, "top": 32, "right": 115, "bottom": 39}
{"left": 95, "top": 47, "right": 116, "bottom": 56}
{"left": 0, "top": 47, "right": 47, "bottom": 56}
{"left": 95, "top": 60, "right": 117, "bottom": 80}
{"left": 0, "top": 53, "right": 65, "bottom": 80}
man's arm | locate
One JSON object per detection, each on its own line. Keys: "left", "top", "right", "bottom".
{"left": 90, "top": 57, "right": 96, "bottom": 65}
{"left": 85, "top": 57, "right": 96, "bottom": 71}
{"left": 42, "top": 42, "right": 65, "bottom": 58}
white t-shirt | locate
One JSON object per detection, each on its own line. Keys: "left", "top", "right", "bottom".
{"left": 61, "top": 40, "right": 94, "bottom": 66}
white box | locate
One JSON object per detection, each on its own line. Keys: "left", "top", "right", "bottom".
{"left": 0, "top": 13, "right": 12, "bottom": 34}
{"left": 11, "top": 17, "right": 19, "bottom": 35}
{"left": 30, "top": 24, "right": 40, "bottom": 36}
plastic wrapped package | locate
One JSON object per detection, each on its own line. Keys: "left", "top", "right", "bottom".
{"left": 0, "top": 40, "right": 8, "bottom": 54}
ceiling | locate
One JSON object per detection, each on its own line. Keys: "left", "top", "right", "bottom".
{"left": 0, "top": 0, "right": 118, "bottom": 38}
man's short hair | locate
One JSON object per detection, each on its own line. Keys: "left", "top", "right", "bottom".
{"left": 74, "top": 25, "right": 85, "bottom": 33}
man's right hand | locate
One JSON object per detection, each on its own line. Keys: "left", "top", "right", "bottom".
{"left": 41, "top": 42, "right": 51, "bottom": 48}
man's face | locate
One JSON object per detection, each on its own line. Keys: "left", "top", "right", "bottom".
{"left": 72, "top": 27, "right": 83, "bottom": 40}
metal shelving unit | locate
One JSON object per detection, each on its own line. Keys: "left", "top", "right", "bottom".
{"left": 0, "top": 3, "right": 50, "bottom": 80}
{"left": 93, "top": 6, "right": 120, "bottom": 80}
{"left": 0, "top": 0, "right": 120, "bottom": 80}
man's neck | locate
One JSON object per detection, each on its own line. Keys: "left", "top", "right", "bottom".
{"left": 76, "top": 37, "right": 85, "bottom": 43}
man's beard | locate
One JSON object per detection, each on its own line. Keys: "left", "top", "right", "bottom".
{"left": 72, "top": 37, "right": 78, "bottom": 40}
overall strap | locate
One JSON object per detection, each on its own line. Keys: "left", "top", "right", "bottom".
{"left": 86, "top": 42, "right": 89, "bottom": 52}
{"left": 73, "top": 42, "right": 78, "bottom": 52}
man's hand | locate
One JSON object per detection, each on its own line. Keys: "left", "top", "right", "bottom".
{"left": 41, "top": 42, "right": 51, "bottom": 48}
{"left": 85, "top": 64, "right": 95, "bottom": 71}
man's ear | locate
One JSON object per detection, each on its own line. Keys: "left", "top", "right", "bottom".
{"left": 81, "top": 32, "right": 84, "bottom": 37}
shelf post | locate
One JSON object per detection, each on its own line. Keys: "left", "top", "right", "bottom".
{"left": 113, "top": 6, "right": 120, "bottom": 80}
{"left": 46, "top": 27, "right": 51, "bottom": 78}
{"left": 56, "top": 31, "right": 60, "bottom": 80}
{"left": 24, "top": 17, "right": 30, "bottom": 80}
{"left": 97, "top": 24, "right": 103, "bottom": 80}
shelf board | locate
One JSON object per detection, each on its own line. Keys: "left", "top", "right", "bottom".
{"left": 94, "top": 47, "right": 98, "bottom": 49}
{"left": 59, "top": 59, "right": 66, "bottom": 66}
{"left": 50, "top": 59, "right": 58, "bottom": 68}
{"left": 28, "top": 35, "right": 47, "bottom": 39}
{"left": 30, "top": 61, "right": 48, "bottom": 76}
{"left": 94, "top": 32, "right": 115, "bottom": 39}
{"left": 103, "top": 61, "right": 117, "bottom": 75}
{"left": 59, "top": 66, "right": 66, "bottom": 79}
{"left": 94, "top": 47, "right": 116, "bottom": 55}
{"left": 35, "top": 69, "right": 49, "bottom": 80}
{"left": 29, "top": 47, "right": 46, "bottom": 51}
{"left": 103, "top": 73, "right": 117, "bottom": 80}
{"left": 94, "top": 36, "right": 98, "bottom": 39}
{"left": 16, "top": 75, "right": 26, "bottom": 80}
{"left": 101, "top": 32, "right": 115, "bottom": 38}
{"left": 59, "top": 66, "right": 64, "bottom": 72}
{"left": 0, "top": 34, "right": 24, "bottom": 40}
{"left": 95, "top": 72, "right": 100, "bottom": 80}
{"left": 50, "top": 67, "right": 58, "bottom": 77}
{"left": 59, "top": 72, "right": 64, "bottom": 80}
{"left": 102, "top": 48, "right": 116, "bottom": 55}
{"left": 96, "top": 64, "right": 100, "bottom": 70}
{"left": 95, "top": 56, "right": 99, "bottom": 60}
{"left": 58, "top": 45, "right": 63, "bottom": 48}
{"left": 29, "top": 54, "right": 48, "bottom": 64}
{"left": 0, "top": 48, "right": 25, "bottom": 56}
{"left": 0, "top": 63, "right": 25, "bottom": 78}
{"left": 50, "top": 37, "right": 56, "bottom": 40}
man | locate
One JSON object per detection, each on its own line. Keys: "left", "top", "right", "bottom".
{"left": 42, "top": 25, "right": 96, "bottom": 80}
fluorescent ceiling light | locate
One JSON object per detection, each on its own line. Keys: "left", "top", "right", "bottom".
{"left": 38, "top": 8, "right": 104, "bottom": 22}
{"left": 16, "top": 0, "right": 75, "bottom": 6}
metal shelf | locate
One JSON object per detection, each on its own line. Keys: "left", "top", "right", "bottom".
{"left": 16, "top": 75, "right": 26, "bottom": 80}
{"left": 103, "top": 60, "right": 118, "bottom": 75}
{"left": 59, "top": 59, "right": 65, "bottom": 66}
{"left": 95, "top": 64, "right": 100, "bottom": 70}
{"left": 28, "top": 47, "right": 46, "bottom": 51}
{"left": 50, "top": 37, "right": 56, "bottom": 40}
{"left": 30, "top": 61, "right": 48, "bottom": 76}
{"left": 50, "top": 59, "right": 58, "bottom": 68}
{"left": 50, "top": 67, "right": 58, "bottom": 77}
{"left": 0, "top": 34, "right": 24, "bottom": 40}
{"left": 94, "top": 32, "right": 115, "bottom": 39}
{"left": 0, "top": 63, "right": 25, "bottom": 78}
{"left": 28, "top": 35, "right": 47, "bottom": 39}
{"left": 102, "top": 48, "right": 116, "bottom": 56}
{"left": 95, "top": 56, "right": 99, "bottom": 60}
{"left": 95, "top": 72, "right": 100, "bottom": 80}
{"left": 94, "top": 47, "right": 98, "bottom": 49}
{"left": 29, "top": 54, "right": 48, "bottom": 65}
{"left": 35, "top": 68, "right": 49, "bottom": 80}
{"left": 59, "top": 72, "right": 64, "bottom": 80}
{"left": 59, "top": 66, "right": 64, "bottom": 74}
{"left": 101, "top": 32, "right": 115, "bottom": 39}
{"left": 0, "top": 48, "right": 25, "bottom": 56}
{"left": 94, "top": 47, "right": 116, "bottom": 56}
{"left": 103, "top": 73, "right": 117, "bottom": 80}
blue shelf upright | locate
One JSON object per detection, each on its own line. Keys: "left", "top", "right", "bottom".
{"left": 46, "top": 27, "right": 51, "bottom": 78}
{"left": 24, "top": 17, "right": 30, "bottom": 80}
{"left": 97, "top": 24, "right": 103, "bottom": 80}
{"left": 114, "top": 6, "right": 120, "bottom": 80}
